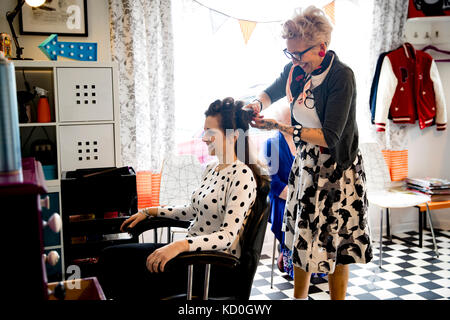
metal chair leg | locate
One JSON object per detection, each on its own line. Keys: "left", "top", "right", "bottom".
{"left": 425, "top": 203, "right": 439, "bottom": 258}
{"left": 386, "top": 208, "right": 392, "bottom": 242}
{"left": 203, "top": 264, "right": 211, "bottom": 300}
{"left": 418, "top": 208, "right": 423, "bottom": 248}
{"left": 187, "top": 265, "right": 193, "bottom": 300}
{"left": 379, "top": 208, "right": 383, "bottom": 268}
{"left": 271, "top": 236, "right": 276, "bottom": 288}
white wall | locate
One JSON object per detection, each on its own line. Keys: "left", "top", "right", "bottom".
{"left": 368, "top": 19, "right": 450, "bottom": 237}
{"left": 0, "top": 0, "right": 111, "bottom": 62}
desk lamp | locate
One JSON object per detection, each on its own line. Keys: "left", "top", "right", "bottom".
{"left": 6, "top": 0, "right": 48, "bottom": 60}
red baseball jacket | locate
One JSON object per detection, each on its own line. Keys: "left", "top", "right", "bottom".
{"left": 375, "top": 43, "right": 447, "bottom": 131}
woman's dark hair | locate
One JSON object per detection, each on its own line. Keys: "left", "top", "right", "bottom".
{"left": 204, "top": 97, "right": 270, "bottom": 194}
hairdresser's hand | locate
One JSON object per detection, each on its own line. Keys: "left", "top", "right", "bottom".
{"left": 250, "top": 118, "right": 280, "bottom": 131}
{"left": 146, "top": 240, "right": 189, "bottom": 273}
{"left": 243, "top": 102, "right": 264, "bottom": 120}
{"left": 120, "top": 208, "right": 156, "bottom": 232}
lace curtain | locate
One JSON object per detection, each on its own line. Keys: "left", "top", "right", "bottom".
{"left": 108, "top": 0, "right": 175, "bottom": 171}
{"left": 368, "top": 0, "right": 409, "bottom": 150}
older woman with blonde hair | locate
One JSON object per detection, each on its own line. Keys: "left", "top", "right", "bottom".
{"left": 246, "top": 6, "right": 373, "bottom": 300}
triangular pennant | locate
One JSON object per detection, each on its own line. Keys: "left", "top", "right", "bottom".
{"left": 238, "top": 20, "right": 257, "bottom": 44}
{"left": 323, "top": 0, "right": 335, "bottom": 25}
{"left": 209, "top": 9, "right": 229, "bottom": 34}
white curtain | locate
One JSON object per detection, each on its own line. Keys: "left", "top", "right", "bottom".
{"left": 368, "top": 0, "right": 409, "bottom": 150}
{"left": 108, "top": 0, "right": 175, "bottom": 171}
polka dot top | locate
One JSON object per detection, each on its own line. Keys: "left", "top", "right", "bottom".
{"left": 157, "top": 159, "right": 257, "bottom": 258}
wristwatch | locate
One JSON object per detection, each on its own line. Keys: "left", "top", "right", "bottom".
{"left": 293, "top": 124, "right": 303, "bottom": 143}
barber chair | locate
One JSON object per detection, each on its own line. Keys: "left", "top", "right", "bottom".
{"left": 127, "top": 180, "right": 271, "bottom": 300}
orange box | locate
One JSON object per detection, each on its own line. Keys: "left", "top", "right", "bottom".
{"left": 47, "top": 277, "right": 106, "bottom": 300}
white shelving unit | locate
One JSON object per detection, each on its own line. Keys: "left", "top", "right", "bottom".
{"left": 13, "top": 60, "right": 122, "bottom": 280}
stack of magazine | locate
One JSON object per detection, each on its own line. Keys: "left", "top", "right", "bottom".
{"left": 406, "top": 177, "right": 450, "bottom": 202}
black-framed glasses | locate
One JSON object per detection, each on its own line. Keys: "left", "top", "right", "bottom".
{"left": 283, "top": 45, "right": 316, "bottom": 62}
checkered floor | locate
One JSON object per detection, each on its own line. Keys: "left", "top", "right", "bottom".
{"left": 250, "top": 229, "right": 450, "bottom": 300}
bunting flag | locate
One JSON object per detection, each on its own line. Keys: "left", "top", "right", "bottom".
{"left": 195, "top": 0, "right": 336, "bottom": 44}
{"left": 209, "top": 9, "right": 229, "bottom": 34}
{"left": 323, "top": 0, "right": 336, "bottom": 25}
{"left": 238, "top": 20, "right": 257, "bottom": 44}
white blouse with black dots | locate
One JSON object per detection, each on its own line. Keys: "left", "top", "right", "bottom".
{"left": 157, "top": 159, "right": 257, "bottom": 258}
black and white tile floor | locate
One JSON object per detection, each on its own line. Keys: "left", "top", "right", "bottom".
{"left": 250, "top": 229, "right": 450, "bottom": 300}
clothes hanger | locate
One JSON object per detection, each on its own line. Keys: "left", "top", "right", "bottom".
{"left": 421, "top": 44, "right": 450, "bottom": 62}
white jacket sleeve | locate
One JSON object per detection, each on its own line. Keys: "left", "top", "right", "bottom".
{"left": 429, "top": 60, "right": 447, "bottom": 131}
{"left": 374, "top": 57, "right": 397, "bottom": 132}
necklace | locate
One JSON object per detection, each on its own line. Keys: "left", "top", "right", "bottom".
{"left": 215, "top": 164, "right": 228, "bottom": 172}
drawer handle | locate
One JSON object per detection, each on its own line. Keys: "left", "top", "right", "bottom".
{"left": 43, "top": 251, "right": 60, "bottom": 266}
{"left": 43, "top": 213, "right": 62, "bottom": 234}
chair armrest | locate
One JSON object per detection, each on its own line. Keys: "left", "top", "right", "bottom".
{"left": 127, "top": 217, "right": 191, "bottom": 237}
{"left": 165, "top": 251, "right": 240, "bottom": 271}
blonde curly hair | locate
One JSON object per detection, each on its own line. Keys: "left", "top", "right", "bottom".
{"left": 282, "top": 5, "right": 333, "bottom": 47}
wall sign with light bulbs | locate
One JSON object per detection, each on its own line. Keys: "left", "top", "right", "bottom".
{"left": 39, "top": 34, "right": 97, "bottom": 61}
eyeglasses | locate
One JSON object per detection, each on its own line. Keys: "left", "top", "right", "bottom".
{"left": 297, "top": 89, "right": 315, "bottom": 109}
{"left": 283, "top": 45, "right": 316, "bottom": 62}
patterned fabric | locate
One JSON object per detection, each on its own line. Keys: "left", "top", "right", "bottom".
{"left": 282, "top": 143, "right": 373, "bottom": 274}
{"left": 368, "top": 0, "right": 409, "bottom": 151}
{"left": 281, "top": 246, "right": 294, "bottom": 279}
{"left": 108, "top": 0, "right": 175, "bottom": 171}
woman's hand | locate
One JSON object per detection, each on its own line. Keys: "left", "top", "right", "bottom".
{"left": 146, "top": 240, "right": 189, "bottom": 273}
{"left": 120, "top": 209, "right": 155, "bottom": 232}
{"left": 243, "top": 101, "right": 264, "bottom": 120}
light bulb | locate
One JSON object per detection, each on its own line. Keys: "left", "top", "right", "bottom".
{"left": 25, "top": 0, "right": 46, "bottom": 7}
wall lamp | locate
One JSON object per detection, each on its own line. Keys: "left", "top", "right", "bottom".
{"left": 6, "top": 0, "right": 48, "bottom": 60}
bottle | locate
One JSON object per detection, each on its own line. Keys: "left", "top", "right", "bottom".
{"left": 35, "top": 86, "right": 51, "bottom": 123}
{"left": 0, "top": 52, "right": 23, "bottom": 183}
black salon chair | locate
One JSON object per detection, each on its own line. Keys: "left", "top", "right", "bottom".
{"left": 127, "top": 180, "right": 271, "bottom": 300}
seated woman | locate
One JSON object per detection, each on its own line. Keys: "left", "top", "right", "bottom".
{"left": 98, "top": 97, "right": 269, "bottom": 300}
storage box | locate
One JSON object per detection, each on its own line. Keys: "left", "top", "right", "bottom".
{"left": 59, "top": 124, "right": 116, "bottom": 172}
{"left": 42, "top": 164, "right": 57, "bottom": 180}
{"left": 47, "top": 277, "right": 106, "bottom": 300}
{"left": 61, "top": 166, "right": 137, "bottom": 214}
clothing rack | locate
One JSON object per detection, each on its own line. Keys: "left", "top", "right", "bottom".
{"left": 421, "top": 44, "right": 450, "bottom": 63}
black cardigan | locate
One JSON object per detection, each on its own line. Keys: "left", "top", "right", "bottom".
{"left": 264, "top": 52, "right": 359, "bottom": 170}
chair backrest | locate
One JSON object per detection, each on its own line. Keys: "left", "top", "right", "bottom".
{"left": 359, "top": 142, "right": 392, "bottom": 193}
{"left": 236, "top": 179, "right": 271, "bottom": 299}
{"left": 159, "top": 154, "right": 204, "bottom": 206}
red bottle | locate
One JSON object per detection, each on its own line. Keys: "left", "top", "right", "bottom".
{"left": 36, "top": 87, "right": 51, "bottom": 123}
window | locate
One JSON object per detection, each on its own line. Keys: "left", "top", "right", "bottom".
{"left": 172, "top": 0, "right": 374, "bottom": 164}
